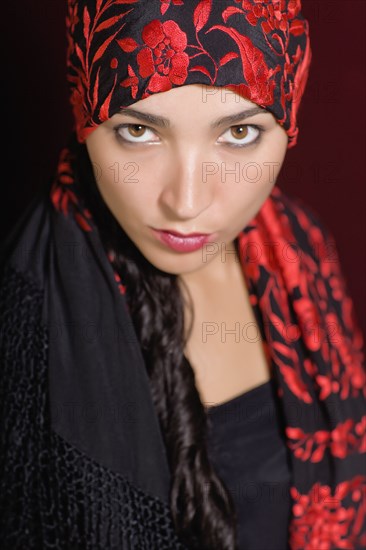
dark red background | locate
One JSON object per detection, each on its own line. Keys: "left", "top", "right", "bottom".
{"left": 2, "top": 1, "right": 365, "bottom": 337}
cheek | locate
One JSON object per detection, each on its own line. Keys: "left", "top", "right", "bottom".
{"left": 92, "top": 153, "right": 161, "bottom": 223}
{"left": 85, "top": 135, "right": 141, "bottom": 220}
{"left": 214, "top": 158, "right": 276, "bottom": 203}
{"left": 252, "top": 138, "right": 287, "bottom": 187}
{"left": 217, "top": 142, "right": 286, "bottom": 219}
{"left": 214, "top": 132, "right": 286, "bottom": 193}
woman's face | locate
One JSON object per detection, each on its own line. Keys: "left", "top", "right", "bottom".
{"left": 86, "top": 84, "right": 288, "bottom": 280}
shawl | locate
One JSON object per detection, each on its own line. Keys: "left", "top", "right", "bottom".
{"left": 0, "top": 146, "right": 365, "bottom": 548}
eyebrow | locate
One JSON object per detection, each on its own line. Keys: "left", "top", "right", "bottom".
{"left": 117, "top": 106, "right": 270, "bottom": 128}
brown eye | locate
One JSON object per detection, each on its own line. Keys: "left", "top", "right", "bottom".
{"left": 128, "top": 124, "right": 147, "bottom": 137}
{"left": 114, "top": 123, "right": 159, "bottom": 144}
{"left": 231, "top": 125, "right": 249, "bottom": 140}
{"left": 218, "top": 124, "right": 263, "bottom": 147}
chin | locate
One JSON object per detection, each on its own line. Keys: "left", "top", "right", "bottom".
{"left": 137, "top": 246, "right": 202, "bottom": 277}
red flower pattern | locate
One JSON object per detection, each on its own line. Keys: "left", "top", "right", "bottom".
{"left": 66, "top": 0, "right": 138, "bottom": 140}
{"left": 286, "top": 416, "right": 366, "bottom": 463}
{"left": 66, "top": 0, "right": 310, "bottom": 146}
{"left": 160, "top": 0, "right": 184, "bottom": 16}
{"left": 50, "top": 148, "right": 92, "bottom": 232}
{"left": 289, "top": 476, "right": 366, "bottom": 549}
{"left": 207, "top": 23, "right": 280, "bottom": 106}
{"left": 120, "top": 19, "right": 189, "bottom": 93}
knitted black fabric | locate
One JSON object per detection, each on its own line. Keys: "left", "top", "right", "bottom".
{"left": 0, "top": 264, "right": 187, "bottom": 550}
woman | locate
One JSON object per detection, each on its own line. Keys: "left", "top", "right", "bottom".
{"left": 0, "top": 1, "right": 365, "bottom": 549}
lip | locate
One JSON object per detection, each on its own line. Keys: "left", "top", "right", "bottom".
{"left": 155, "top": 228, "right": 211, "bottom": 237}
{"left": 150, "top": 228, "right": 217, "bottom": 252}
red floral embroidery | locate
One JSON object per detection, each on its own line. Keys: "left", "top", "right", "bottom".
{"left": 66, "top": 0, "right": 138, "bottom": 139}
{"left": 235, "top": 0, "right": 302, "bottom": 37}
{"left": 287, "top": 29, "right": 312, "bottom": 146}
{"left": 66, "top": 0, "right": 311, "bottom": 146}
{"left": 119, "top": 64, "right": 139, "bottom": 99}
{"left": 160, "top": 0, "right": 184, "bottom": 16}
{"left": 120, "top": 19, "right": 189, "bottom": 93}
{"left": 107, "top": 251, "right": 127, "bottom": 295}
{"left": 236, "top": 188, "right": 366, "bottom": 405}
{"left": 66, "top": 0, "right": 79, "bottom": 36}
{"left": 289, "top": 476, "right": 366, "bottom": 549}
{"left": 290, "top": 198, "right": 366, "bottom": 401}
{"left": 222, "top": 0, "right": 310, "bottom": 141}
{"left": 207, "top": 23, "right": 280, "bottom": 106}
{"left": 50, "top": 148, "right": 92, "bottom": 232}
{"left": 286, "top": 416, "right": 366, "bottom": 463}
{"left": 238, "top": 210, "right": 320, "bottom": 405}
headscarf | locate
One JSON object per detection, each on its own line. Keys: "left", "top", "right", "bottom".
{"left": 65, "top": 0, "right": 311, "bottom": 148}
{"left": 46, "top": 1, "right": 366, "bottom": 548}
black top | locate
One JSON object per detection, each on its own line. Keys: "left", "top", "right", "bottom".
{"left": 205, "top": 377, "right": 292, "bottom": 550}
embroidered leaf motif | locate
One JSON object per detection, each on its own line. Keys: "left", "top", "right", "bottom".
{"left": 99, "top": 75, "right": 117, "bottom": 121}
{"left": 189, "top": 65, "right": 211, "bottom": 79}
{"left": 193, "top": 0, "right": 212, "bottom": 33}
{"left": 117, "top": 37, "right": 139, "bottom": 52}
{"left": 206, "top": 24, "right": 274, "bottom": 105}
{"left": 92, "top": 25, "right": 126, "bottom": 64}
{"left": 83, "top": 6, "right": 91, "bottom": 42}
{"left": 219, "top": 52, "right": 239, "bottom": 67}
{"left": 95, "top": 14, "right": 128, "bottom": 33}
{"left": 222, "top": 6, "right": 244, "bottom": 24}
{"left": 279, "top": 365, "right": 312, "bottom": 403}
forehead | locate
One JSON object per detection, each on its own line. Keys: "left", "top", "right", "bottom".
{"left": 114, "top": 84, "right": 271, "bottom": 132}
{"left": 87, "top": 79, "right": 287, "bottom": 152}
{"left": 128, "top": 83, "right": 260, "bottom": 112}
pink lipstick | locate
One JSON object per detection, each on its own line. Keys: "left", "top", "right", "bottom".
{"left": 150, "top": 228, "right": 216, "bottom": 252}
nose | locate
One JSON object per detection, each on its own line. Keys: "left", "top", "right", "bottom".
{"left": 158, "top": 149, "right": 214, "bottom": 220}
